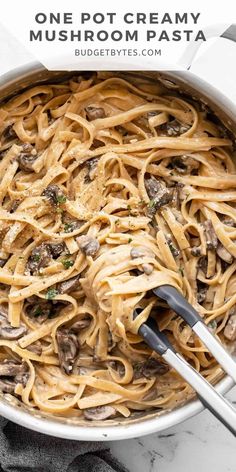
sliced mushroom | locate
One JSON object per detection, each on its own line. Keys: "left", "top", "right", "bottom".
{"left": 197, "top": 283, "right": 207, "bottom": 304}
{"left": 108, "top": 360, "right": 125, "bottom": 377}
{"left": 203, "top": 220, "right": 218, "bottom": 250}
{"left": 27, "top": 241, "right": 66, "bottom": 275}
{"left": 191, "top": 246, "right": 202, "bottom": 257}
{"left": 221, "top": 216, "right": 236, "bottom": 227}
{"left": 0, "top": 360, "right": 29, "bottom": 394}
{"left": 171, "top": 183, "right": 184, "bottom": 210}
{"left": 70, "top": 318, "right": 91, "bottom": 333}
{"left": 0, "top": 306, "right": 27, "bottom": 340}
{"left": 17, "top": 150, "right": 38, "bottom": 172}
{"left": 0, "top": 150, "right": 6, "bottom": 161}
{"left": 0, "top": 305, "right": 8, "bottom": 322}
{"left": 159, "top": 119, "right": 190, "bottom": 137}
{"left": 84, "top": 405, "right": 116, "bottom": 421}
{"left": 143, "top": 387, "right": 158, "bottom": 402}
{"left": 221, "top": 260, "right": 231, "bottom": 273}
{"left": 25, "top": 296, "right": 67, "bottom": 323}
{"left": 198, "top": 256, "right": 208, "bottom": 275}
{"left": 0, "top": 378, "right": 17, "bottom": 394}
{"left": 0, "top": 360, "right": 27, "bottom": 377}
{"left": 15, "top": 372, "right": 29, "bottom": 386}
{"left": 64, "top": 221, "right": 83, "bottom": 233}
{"left": 25, "top": 297, "right": 53, "bottom": 323}
{"left": 172, "top": 157, "right": 188, "bottom": 174}
{"left": 27, "top": 243, "right": 52, "bottom": 275}
{"left": 216, "top": 243, "right": 233, "bottom": 264}
{"left": 145, "top": 176, "right": 166, "bottom": 200}
{"left": 166, "top": 234, "right": 180, "bottom": 258}
{"left": 172, "top": 155, "right": 199, "bottom": 174}
{"left": 108, "top": 330, "right": 116, "bottom": 352}
{"left": 141, "top": 263, "right": 154, "bottom": 275}
{"left": 0, "top": 324, "right": 27, "bottom": 340}
{"left": 42, "top": 185, "right": 66, "bottom": 205}
{"left": 134, "top": 357, "right": 169, "bottom": 379}
{"left": 56, "top": 329, "right": 79, "bottom": 374}
{"left": 63, "top": 215, "right": 84, "bottom": 233}
{"left": 9, "top": 200, "right": 21, "bottom": 213}
{"left": 84, "top": 158, "right": 99, "bottom": 182}
{"left": 48, "top": 242, "right": 66, "bottom": 259}
{"left": 27, "top": 342, "right": 42, "bottom": 356}
{"left": 145, "top": 176, "right": 173, "bottom": 217}
{"left": 224, "top": 310, "right": 236, "bottom": 341}
{"left": 3, "top": 124, "right": 17, "bottom": 140}
{"left": 77, "top": 235, "right": 100, "bottom": 257}
{"left": 57, "top": 275, "right": 81, "bottom": 294}
{"left": 85, "top": 107, "right": 105, "bottom": 121}
{"left": 130, "top": 246, "right": 155, "bottom": 260}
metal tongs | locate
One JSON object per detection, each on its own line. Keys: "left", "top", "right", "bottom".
{"left": 134, "top": 285, "right": 236, "bottom": 436}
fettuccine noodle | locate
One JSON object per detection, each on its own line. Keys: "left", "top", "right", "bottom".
{"left": 0, "top": 72, "right": 235, "bottom": 422}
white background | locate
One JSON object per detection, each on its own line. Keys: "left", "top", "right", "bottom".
{"left": 0, "top": 0, "right": 235, "bottom": 70}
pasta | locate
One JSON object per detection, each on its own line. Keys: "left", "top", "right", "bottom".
{"left": 0, "top": 72, "right": 235, "bottom": 423}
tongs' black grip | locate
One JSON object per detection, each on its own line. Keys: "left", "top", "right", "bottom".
{"left": 134, "top": 309, "right": 175, "bottom": 355}
{"left": 153, "top": 284, "right": 236, "bottom": 384}
{"left": 153, "top": 285, "right": 202, "bottom": 327}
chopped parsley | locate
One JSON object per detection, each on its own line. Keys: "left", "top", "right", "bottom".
{"left": 64, "top": 223, "right": 74, "bottom": 233}
{"left": 127, "top": 204, "right": 131, "bottom": 211}
{"left": 148, "top": 199, "right": 156, "bottom": 208}
{"left": 179, "top": 267, "right": 184, "bottom": 276}
{"left": 32, "top": 254, "right": 40, "bottom": 262}
{"left": 168, "top": 241, "right": 175, "bottom": 253}
{"left": 62, "top": 258, "right": 74, "bottom": 269}
{"left": 208, "top": 320, "right": 217, "bottom": 330}
{"left": 168, "top": 240, "right": 180, "bottom": 257}
{"left": 56, "top": 194, "right": 67, "bottom": 204}
{"left": 128, "top": 238, "right": 132, "bottom": 243}
{"left": 45, "top": 288, "right": 58, "bottom": 300}
{"left": 56, "top": 207, "right": 64, "bottom": 214}
{"left": 33, "top": 306, "right": 43, "bottom": 317}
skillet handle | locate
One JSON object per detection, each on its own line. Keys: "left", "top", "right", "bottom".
{"left": 178, "top": 24, "right": 236, "bottom": 69}
{"left": 222, "top": 24, "right": 236, "bottom": 42}
{"left": 178, "top": 23, "right": 236, "bottom": 104}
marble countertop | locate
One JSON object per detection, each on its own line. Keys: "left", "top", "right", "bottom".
{"left": 0, "top": 24, "right": 235, "bottom": 471}
{"left": 109, "top": 387, "right": 236, "bottom": 472}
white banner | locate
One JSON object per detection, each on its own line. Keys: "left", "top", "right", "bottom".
{"left": 0, "top": 0, "right": 235, "bottom": 70}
